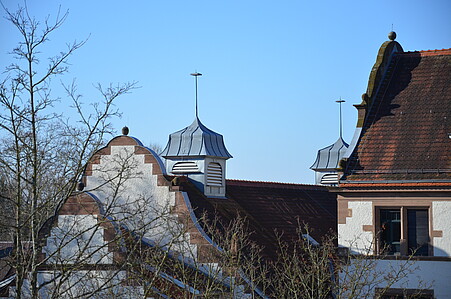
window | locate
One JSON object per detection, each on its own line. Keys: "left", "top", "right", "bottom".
{"left": 375, "top": 288, "right": 433, "bottom": 299}
{"left": 206, "top": 162, "right": 222, "bottom": 186}
{"left": 377, "top": 208, "right": 429, "bottom": 256}
{"left": 379, "top": 209, "right": 401, "bottom": 255}
{"left": 407, "top": 209, "right": 429, "bottom": 256}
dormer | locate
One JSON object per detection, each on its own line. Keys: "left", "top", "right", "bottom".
{"left": 160, "top": 117, "right": 232, "bottom": 197}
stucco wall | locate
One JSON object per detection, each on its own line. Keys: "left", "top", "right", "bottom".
{"left": 432, "top": 201, "right": 451, "bottom": 257}
{"left": 11, "top": 270, "right": 143, "bottom": 298}
{"left": 338, "top": 199, "right": 451, "bottom": 257}
{"left": 338, "top": 196, "right": 451, "bottom": 298}
{"left": 341, "top": 259, "right": 451, "bottom": 298}
{"left": 338, "top": 201, "right": 373, "bottom": 254}
{"left": 44, "top": 214, "right": 113, "bottom": 264}
{"left": 85, "top": 142, "right": 198, "bottom": 258}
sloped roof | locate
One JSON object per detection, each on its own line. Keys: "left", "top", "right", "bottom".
{"left": 181, "top": 179, "right": 337, "bottom": 259}
{"left": 311, "top": 137, "right": 349, "bottom": 170}
{"left": 160, "top": 117, "right": 232, "bottom": 159}
{"left": 343, "top": 49, "right": 451, "bottom": 182}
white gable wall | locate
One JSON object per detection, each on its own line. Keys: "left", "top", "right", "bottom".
{"left": 11, "top": 270, "right": 143, "bottom": 298}
{"left": 44, "top": 214, "right": 112, "bottom": 265}
{"left": 85, "top": 142, "right": 197, "bottom": 257}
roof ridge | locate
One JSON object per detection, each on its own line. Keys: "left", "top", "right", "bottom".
{"left": 226, "top": 179, "right": 325, "bottom": 189}
{"left": 401, "top": 48, "right": 451, "bottom": 57}
{"left": 340, "top": 182, "right": 451, "bottom": 187}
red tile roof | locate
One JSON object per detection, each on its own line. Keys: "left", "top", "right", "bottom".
{"left": 344, "top": 49, "right": 451, "bottom": 182}
{"left": 406, "top": 48, "right": 451, "bottom": 57}
{"left": 182, "top": 179, "right": 337, "bottom": 259}
{"left": 338, "top": 182, "right": 451, "bottom": 189}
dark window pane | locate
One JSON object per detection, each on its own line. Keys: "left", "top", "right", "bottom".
{"left": 408, "top": 209, "right": 429, "bottom": 256}
{"left": 380, "top": 209, "right": 401, "bottom": 254}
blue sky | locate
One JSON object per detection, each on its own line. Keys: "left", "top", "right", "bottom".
{"left": 1, "top": 0, "right": 450, "bottom": 184}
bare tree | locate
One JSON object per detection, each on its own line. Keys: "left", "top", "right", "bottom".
{"left": 147, "top": 141, "right": 163, "bottom": 155}
{"left": 0, "top": 4, "right": 432, "bottom": 299}
{"left": 0, "top": 4, "right": 136, "bottom": 298}
{"left": 260, "top": 225, "right": 430, "bottom": 299}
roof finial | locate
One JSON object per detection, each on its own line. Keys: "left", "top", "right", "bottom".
{"left": 77, "top": 181, "right": 85, "bottom": 191}
{"left": 388, "top": 31, "right": 396, "bottom": 41}
{"left": 336, "top": 98, "right": 345, "bottom": 139}
{"left": 190, "top": 72, "right": 202, "bottom": 118}
{"left": 122, "top": 126, "right": 129, "bottom": 136}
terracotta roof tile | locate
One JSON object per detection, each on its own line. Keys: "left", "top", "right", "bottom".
{"left": 344, "top": 49, "right": 451, "bottom": 182}
{"left": 181, "top": 180, "right": 336, "bottom": 259}
{"left": 340, "top": 182, "right": 451, "bottom": 188}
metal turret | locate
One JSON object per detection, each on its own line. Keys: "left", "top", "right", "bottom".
{"left": 161, "top": 117, "right": 232, "bottom": 197}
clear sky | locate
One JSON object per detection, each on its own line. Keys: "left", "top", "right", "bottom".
{"left": 1, "top": 0, "right": 450, "bottom": 184}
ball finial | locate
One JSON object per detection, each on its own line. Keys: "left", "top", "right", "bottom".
{"left": 388, "top": 31, "right": 397, "bottom": 41}
{"left": 77, "top": 181, "right": 85, "bottom": 191}
{"left": 122, "top": 126, "right": 129, "bottom": 136}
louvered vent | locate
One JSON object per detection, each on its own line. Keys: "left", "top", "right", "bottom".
{"left": 207, "top": 162, "right": 223, "bottom": 186}
{"left": 320, "top": 173, "right": 338, "bottom": 185}
{"left": 172, "top": 161, "right": 199, "bottom": 173}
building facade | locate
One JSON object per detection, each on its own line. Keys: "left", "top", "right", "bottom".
{"left": 1, "top": 31, "right": 449, "bottom": 298}
{"left": 1, "top": 118, "right": 337, "bottom": 298}
{"left": 338, "top": 32, "right": 451, "bottom": 298}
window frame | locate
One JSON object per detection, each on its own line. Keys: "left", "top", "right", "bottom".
{"left": 378, "top": 208, "right": 402, "bottom": 255}
{"left": 375, "top": 205, "right": 432, "bottom": 256}
{"left": 375, "top": 287, "right": 434, "bottom": 299}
